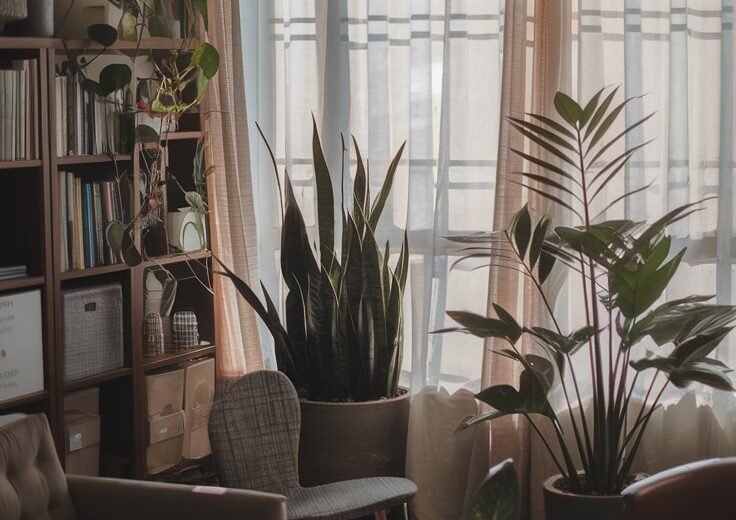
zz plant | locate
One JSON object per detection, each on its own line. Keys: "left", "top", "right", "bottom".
{"left": 218, "top": 121, "right": 408, "bottom": 402}
{"left": 442, "top": 88, "right": 736, "bottom": 495}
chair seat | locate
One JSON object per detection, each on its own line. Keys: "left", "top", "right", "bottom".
{"left": 286, "top": 477, "right": 417, "bottom": 520}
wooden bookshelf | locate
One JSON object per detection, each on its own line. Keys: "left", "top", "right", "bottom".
{"left": 0, "top": 37, "right": 217, "bottom": 481}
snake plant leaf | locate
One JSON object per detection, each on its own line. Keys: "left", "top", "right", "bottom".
{"left": 99, "top": 63, "right": 131, "bottom": 96}
{"left": 475, "top": 367, "right": 555, "bottom": 419}
{"left": 369, "top": 141, "right": 406, "bottom": 229}
{"left": 281, "top": 173, "right": 319, "bottom": 292}
{"left": 362, "top": 226, "right": 390, "bottom": 396}
{"left": 512, "top": 204, "right": 532, "bottom": 260}
{"left": 579, "top": 87, "right": 606, "bottom": 129}
{"left": 191, "top": 42, "right": 220, "bottom": 80}
{"left": 529, "top": 217, "right": 549, "bottom": 270}
{"left": 344, "top": 214, "right": 364, "bottom": 324}
{"left": 352, "top": 136, "right": 368, "bottom": 233}
{"left": 553, "top": 92, "right": 583, "bottom": 126}
{"left": 311, "top": 116, "right": 335, "bottom": 262}
{"left": 465, "top": 459, "right": 520, "bottom": 520}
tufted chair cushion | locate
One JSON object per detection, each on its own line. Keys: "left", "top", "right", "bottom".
{"left": 0, "top": 414, "right": 77, "bottom": 520}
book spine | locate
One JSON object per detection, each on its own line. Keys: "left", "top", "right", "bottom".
{"left": 93, "top": 183, "right": 105, "bottom": 266}
{"left": 0, "top": 71, "right": 5, "bottom": 161}
{"left": 82, "top": 183, "right": 94, "bottom": 268}
{"left": 74, "top": 177, "right": 84, "bottom": 270}
{"left": 66, "top": 172, "right": 75, "bottom": 270}
{"left": 102, "top": 182, "right": 116, "bottom": 264}
{"left": 60, "top": 172, "right": 68, "bottom": 272}
{"left": 66, "top": 74, "right": 74, "bottom": 155}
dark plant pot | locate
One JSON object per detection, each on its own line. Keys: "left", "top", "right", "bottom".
{"left": 543, "top": 475, "right": 627, "bottom": 520}
{"left": 5, "top": 0, "right": 52, "bottom": 37}
{"left": 298, "top": 388, "right": 411, "bottom": 486}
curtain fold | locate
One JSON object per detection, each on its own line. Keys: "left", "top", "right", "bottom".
{"left": 204, "top": 0, "right": 263, "bottom": 379}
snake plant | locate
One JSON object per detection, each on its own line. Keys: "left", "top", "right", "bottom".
{"left": 218, "top": 120, "right": 408, "bottom": 402}
{"left": 441, "top": 88, "right": 736, "bottom": 495}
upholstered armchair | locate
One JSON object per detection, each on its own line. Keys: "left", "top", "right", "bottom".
{"left": 0, "top": 413, "right": 287, "bottom": 520}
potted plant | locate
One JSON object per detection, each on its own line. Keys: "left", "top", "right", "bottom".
{"left": 217, "top": 121, "right": 410, "bottom": 486}
{"left": 440, "top": 88, "right": 736, "bottom": 519}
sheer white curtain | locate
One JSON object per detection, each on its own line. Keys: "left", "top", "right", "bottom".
{"left": 240, "top": 0, "right": 505, "bottom": 395}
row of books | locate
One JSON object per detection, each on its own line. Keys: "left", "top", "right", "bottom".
{"left": 0, "top": 60, "right": 39, "bottom": 161}
{"left": 54, "top": 73, "right": 131, "bottom": 157}
{"left": 0, "top": 265, "right": 26, "bottom": 281}
{"left": 59, "top": 172, "right": 124, "bottom": 272}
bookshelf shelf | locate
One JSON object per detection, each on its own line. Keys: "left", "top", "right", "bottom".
{"left": 64, "top": 367, "right": 134, "bottom": 392}
{"left": 143, "top": 344, "right": 216, "bottom": 372}
{"left": 57, "top": 154, "right": 132, "bottom": 165}
{"left": 60, "top": 263, "right": 129, "bottom": 281}
{"left": 0, "top": 159, "right": 42, "bottom": 170}
{"left": 0, "top": 276, "right": 45, "bottom": 293}
{"left": 0, "top": 38, "right": 217, "bottom": 482}
{"left": 0, "top": 390, "right": 49, "bottom": 412}
{"left": 143, "top": 249, "right": 211, "bottom": 268}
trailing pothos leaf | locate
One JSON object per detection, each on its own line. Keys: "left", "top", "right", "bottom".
{"left": 219, "top": 124, "right": 409, "bottom": 402}
{"left": 440, "top": 87, "right": 736, "bottom": 496}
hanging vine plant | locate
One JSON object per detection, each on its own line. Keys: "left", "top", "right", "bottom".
{"left": 56, "top": 0, "right": 219, "bottom": 269}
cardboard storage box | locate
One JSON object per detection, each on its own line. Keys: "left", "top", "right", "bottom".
{"left": 0, "top": 290, "right": 44, "bottom": 403}
{"left": 146, "top": 410, "right": 185, "bottom": 474}
{"left": 182, "top": 358, "right": 215, "bottom": 459}
{"left": 146, "top": 368, "right": 184, "bottom": 416}
{"left": 65, "top": 413, "right": 100, "bottom": 476}
{"left": 64, "top": 387, "right": 99, "bottom": 415}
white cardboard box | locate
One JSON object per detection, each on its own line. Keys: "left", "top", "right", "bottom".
{"left": 0, "top": 290, "right": 44, "bottom": 403}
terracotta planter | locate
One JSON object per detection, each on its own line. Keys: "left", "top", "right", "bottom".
{"left": 298, "top": 389, "right": 411, "bottom": 486}
{"left": 543, "top": 475, "right": 627, "bottom": 520}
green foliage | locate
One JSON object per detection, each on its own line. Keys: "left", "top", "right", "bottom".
{"left": 443, "top": 88, "right": 736, "bottom": 495}
{"left": 217, "top": 125, "right": 409, "bottom": 401}
{"left": 465, "top": 459, "right": 520, "bottom": 520}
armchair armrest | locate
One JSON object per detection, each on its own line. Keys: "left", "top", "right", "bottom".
{"left": 67, "top": 475, "right": 286, "bottom": 520}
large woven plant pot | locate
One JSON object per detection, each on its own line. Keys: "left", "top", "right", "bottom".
{"left": 543, "top": 475, "right": 627, "bottom": 520}
{"left": 298, "top": 389, "right": 411, "bottom": 486}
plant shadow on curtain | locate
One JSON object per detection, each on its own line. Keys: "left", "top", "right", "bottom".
{"left": 240, "top": 0, "right": 506, "bottom": 518}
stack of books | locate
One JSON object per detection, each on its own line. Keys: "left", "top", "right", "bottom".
{"left": 54, "top": 73, "right": 130, "bottom": 156}
{"left": 0, "top": 265, "right": 27, "bottom": 281}
{"left": 0, "top": 60, "right": 39, "bottom": 161}
{"left": 59, "top": 171, "right": 125, "bottom": 272}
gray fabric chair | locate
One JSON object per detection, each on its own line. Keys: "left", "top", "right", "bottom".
{"left": 208, "top": 370, "right": 417, "bottom": 520}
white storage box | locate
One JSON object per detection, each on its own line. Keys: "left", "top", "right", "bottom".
{"left": 0, "top": 290, "right": 44, "bottom": 403}
{"left": 63, "top": 284, "right": 124, "bottom": 382}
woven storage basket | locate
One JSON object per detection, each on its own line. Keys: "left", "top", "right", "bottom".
{"left": 144, "top": 313, "right": 165, "bottom": 357}
{"left": 63, "top": 283, "right": 124, "bottom": 382}
{"left": 172, "top": 311, "right": 199, "bottom": 350}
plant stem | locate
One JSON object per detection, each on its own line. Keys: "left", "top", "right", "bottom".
{"left": 524, "top": 414, "right": 568, "bottom": 480}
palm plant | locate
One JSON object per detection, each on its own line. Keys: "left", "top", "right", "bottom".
{"left": 441, "top": 88, "right": 736, "bottom": 494}
{"left": 217, "top": 121, "right": 408, "bottom": 402}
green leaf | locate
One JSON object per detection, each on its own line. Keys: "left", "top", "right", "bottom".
{"left": 281, "top": 173, "right": 319, "bottom": 293}
{"left": 311, "top": 117, "right": 336, "bottom": 265}
{"left": 529, "top": 216, "right": 549, "bottom": 269}
{"left": 441, "top": 310, "right": 520, "bottom": 344}
{"left": 492, "top": 304, "right": 522, "bottom": 343}
{"left": 512, "top": 205, "right": 532, "bottom": 260}
{"left": 509, "top": 124, "right": 579, "bottom": 170}
{"left": 526, "top": 113, "right": 575, "bottom": 139}
{"left": 136, "top": 124, "right": 160, "bottom": 144}
{"left": 475, "top": 367, "right": 555, "bottom": 418}
{"left": 87, "top": 23, "right": 118, "bottom": 46}
{"left": 538, "top": 249, "right": 556, "bottom": 284}
{"left": 510, "top": 148, "right": 581, "bottom": 187}
{"left": 511, "top": 182, "right": 583, "bottom": 221}
{"left": 99, "top": 63, "right": 132, "bottom": 96}
{"left": 465, "top": 459, "right": 520, "bottom": 520}
{"left": 148, "top": 14, "right": 176, "bottom": 37}
{"left": 579, "top": 87, "right": 605, "bottom": 129}
{"left": 588, "top": 95, "right": 644, "bottom": 150}
{"left": 82, "top": 78, "right": 103, "bottom": 96}
{"left": 105, "top": 220, "right": 124, "bottom": 262}
{"left": 352, "top": 136, "right": 368, "bottom": 233}
{"left": 117, "top": 6, "right": 139, "bottom": 41}
{"left": 583, "top": 86, "right": 619, "bottom": 141}
{"left": 120, "top": 224, "right": 141, "bottom": 266}
{"left": 507, "top": 117, "right": 576, "bottom": 151}
{"left": 191, "top": 42, "right": 219, "bottom": 80}
{"left": 369, "top": 141, "right": 406, "bottom": 229}
{"left": 553, "top": 92, "right": 583, "bottom": 126}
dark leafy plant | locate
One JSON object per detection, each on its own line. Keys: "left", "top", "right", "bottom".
{"left": 217, "top": 121, "right": 409, "bottom": 401}
{"left": 465, "top": 459, "right": 519, "bottom": 520}
{"left": 440, "top": 88, "right": 736, "bottom": 495}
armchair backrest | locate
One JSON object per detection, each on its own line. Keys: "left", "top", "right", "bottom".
{"left": 623, "top": 457, "right": 736, "bottom": 520}
{"left": 0, "top": 414, "right": 77, "bottom": 520}
{"left": 208, "top": 371, "right": 301, "bottom": 495}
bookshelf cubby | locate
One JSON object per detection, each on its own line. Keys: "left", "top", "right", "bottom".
{"left": 0, "top": 37, "right": 218, "bottom": 480}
